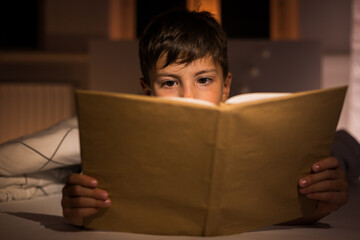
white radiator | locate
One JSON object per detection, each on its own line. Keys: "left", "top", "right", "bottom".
{"left": 0, "top": 83, "right": 75, "bottom": 144}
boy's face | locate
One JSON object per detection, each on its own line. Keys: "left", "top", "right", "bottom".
{"left": 141, "top": 55, "right": 232, "bottom": 105}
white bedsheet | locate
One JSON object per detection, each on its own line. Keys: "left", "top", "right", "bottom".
{"left": 0, "top": 117, "right": 81, "bottom": 202}
{"left": 1, "top": 184, "right": 359, "bottom": 240}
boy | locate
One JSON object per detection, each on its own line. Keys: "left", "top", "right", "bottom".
{"left": 62, "top": 9, "right": 348, "bottom": 227}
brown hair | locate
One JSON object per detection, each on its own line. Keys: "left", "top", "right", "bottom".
{"left": 139, "top": 9, "right": 228, "bottom": 85}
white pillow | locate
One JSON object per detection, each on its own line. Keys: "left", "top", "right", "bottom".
{"left": 0, "top": 117, "right": 81, "bottom": 176}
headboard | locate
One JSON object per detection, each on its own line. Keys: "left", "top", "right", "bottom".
{"left": 0, "top": 83, "right": 75, "bottom": 144}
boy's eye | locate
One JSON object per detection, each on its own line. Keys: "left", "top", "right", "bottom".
{"left": 197, "top": 77, "right": 212, "bottom": 85}
{"left": 161, "top": 80, "right": 178, "bottom": 88}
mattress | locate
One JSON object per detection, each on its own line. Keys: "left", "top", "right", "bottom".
{"left": 1, "top": 184, "right": 359, "bottom": 240}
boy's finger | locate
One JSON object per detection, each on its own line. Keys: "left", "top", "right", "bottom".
{"left": 299, "top": 168, "right": 344, "bottom": 188}
{"left": 306, "top": 191, "right": 348, "bottom": 204}
{"left": 63, "top": 185, "right": 109, "bottom": 200}
{"left": 312, "top": 157, "right": 339, "bottom": 172}
{"left": 67, "top": 173, "right": 98, "bottom": 188}
{"left": 62, "top": 196, "right": 111, "bottom": 208}
{"left": 299, "top": 179, "right": 348, "bottom": 194}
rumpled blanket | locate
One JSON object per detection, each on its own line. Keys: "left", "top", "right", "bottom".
{"left": 0, "top": 117, "right": 81, "bottom": 202}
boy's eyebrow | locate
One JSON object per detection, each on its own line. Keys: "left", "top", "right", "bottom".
{"left": 155, "top": 69, "right": 218, "bottom": 78}
{"left": 194, "top": 69, "right": 218, "bottom": 76}
{"left": 155, "top": 73, "right": 180, "bottom": 78}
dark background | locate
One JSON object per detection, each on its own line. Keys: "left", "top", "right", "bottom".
{"left": 0, "top": 0, "right": 271, "bottom": 50}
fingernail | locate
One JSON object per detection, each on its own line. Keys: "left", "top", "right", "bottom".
{"left": 90, "top": 179, "right": 98, "bottom": 187}
{"left": 300, "top": 179, "right": 307, "bottom": 186}
{"left": 100, "top": 192, "right": 108, "bottom": 199}
{"left": 104, "top": 199, "right": 111, "bottom": 207}
{"left": 313, "top": 165, "right": 320, "bottom": 172}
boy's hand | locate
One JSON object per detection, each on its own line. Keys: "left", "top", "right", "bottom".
{"left": 61, "top": 173, "right": 111, "bottom": 226}
{"left": 298, "top": 157, "right": 348, "bottom": 219}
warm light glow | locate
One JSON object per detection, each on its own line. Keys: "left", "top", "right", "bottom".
{"left": 270, "top": 0, "right": 299, "bottom": 40}
{"left": 109, "top": 0, "right": 136, "bottom": 40}
{"left": 186, "top": 0, "right": 221, "bottom": 23}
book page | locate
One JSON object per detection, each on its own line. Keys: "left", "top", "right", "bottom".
{"left": 209, "top": 86, "right": 347, "bottom": 235}
{"left": 77, "top": 91, "right": 220, "bottom": 236}
{"left": 160, "top": 96, "right": 217, "bottom": 107}
{"left": 225, "top": 92, "right": 290, "bottom": 104}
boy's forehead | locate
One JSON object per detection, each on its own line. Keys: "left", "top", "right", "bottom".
{"left": 154, "top": 54, "right": 218, "bottom": 70}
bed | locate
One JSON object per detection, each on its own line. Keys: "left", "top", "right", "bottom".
{"left": 1, "top": 184, "right": 359, "bottom": 240}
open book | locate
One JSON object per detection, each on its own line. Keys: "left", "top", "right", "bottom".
{"left": 76, "top": 86, "right": 347, "bottom": 236}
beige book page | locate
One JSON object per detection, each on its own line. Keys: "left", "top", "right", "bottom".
{"left": 207, "top": 87, "right": 347, "bottom": 235}
{"left": 77, "top": 92, "right": 219, "bottom": 236}
{"left": 225, "top": 92, "right": 290, "bottom": 104}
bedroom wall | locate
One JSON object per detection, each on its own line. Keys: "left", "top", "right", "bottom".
{"left": 44, "top": 0, "right": 108, "bottom": 52}
{"left": 298, "top": 0, "right": 352, "bottom": 132}
{"left": 0, "top": 0, "right": 355, "bottom": 142}
{"left": 0, "top": 83, "right": 75, "bottom": 143}
{"left": 0, "top": 0, "right": 352, "bottom": 88}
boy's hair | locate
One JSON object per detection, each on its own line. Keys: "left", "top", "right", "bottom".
{"left": 139, "top": 9, "right": 228, "bottom": 85}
